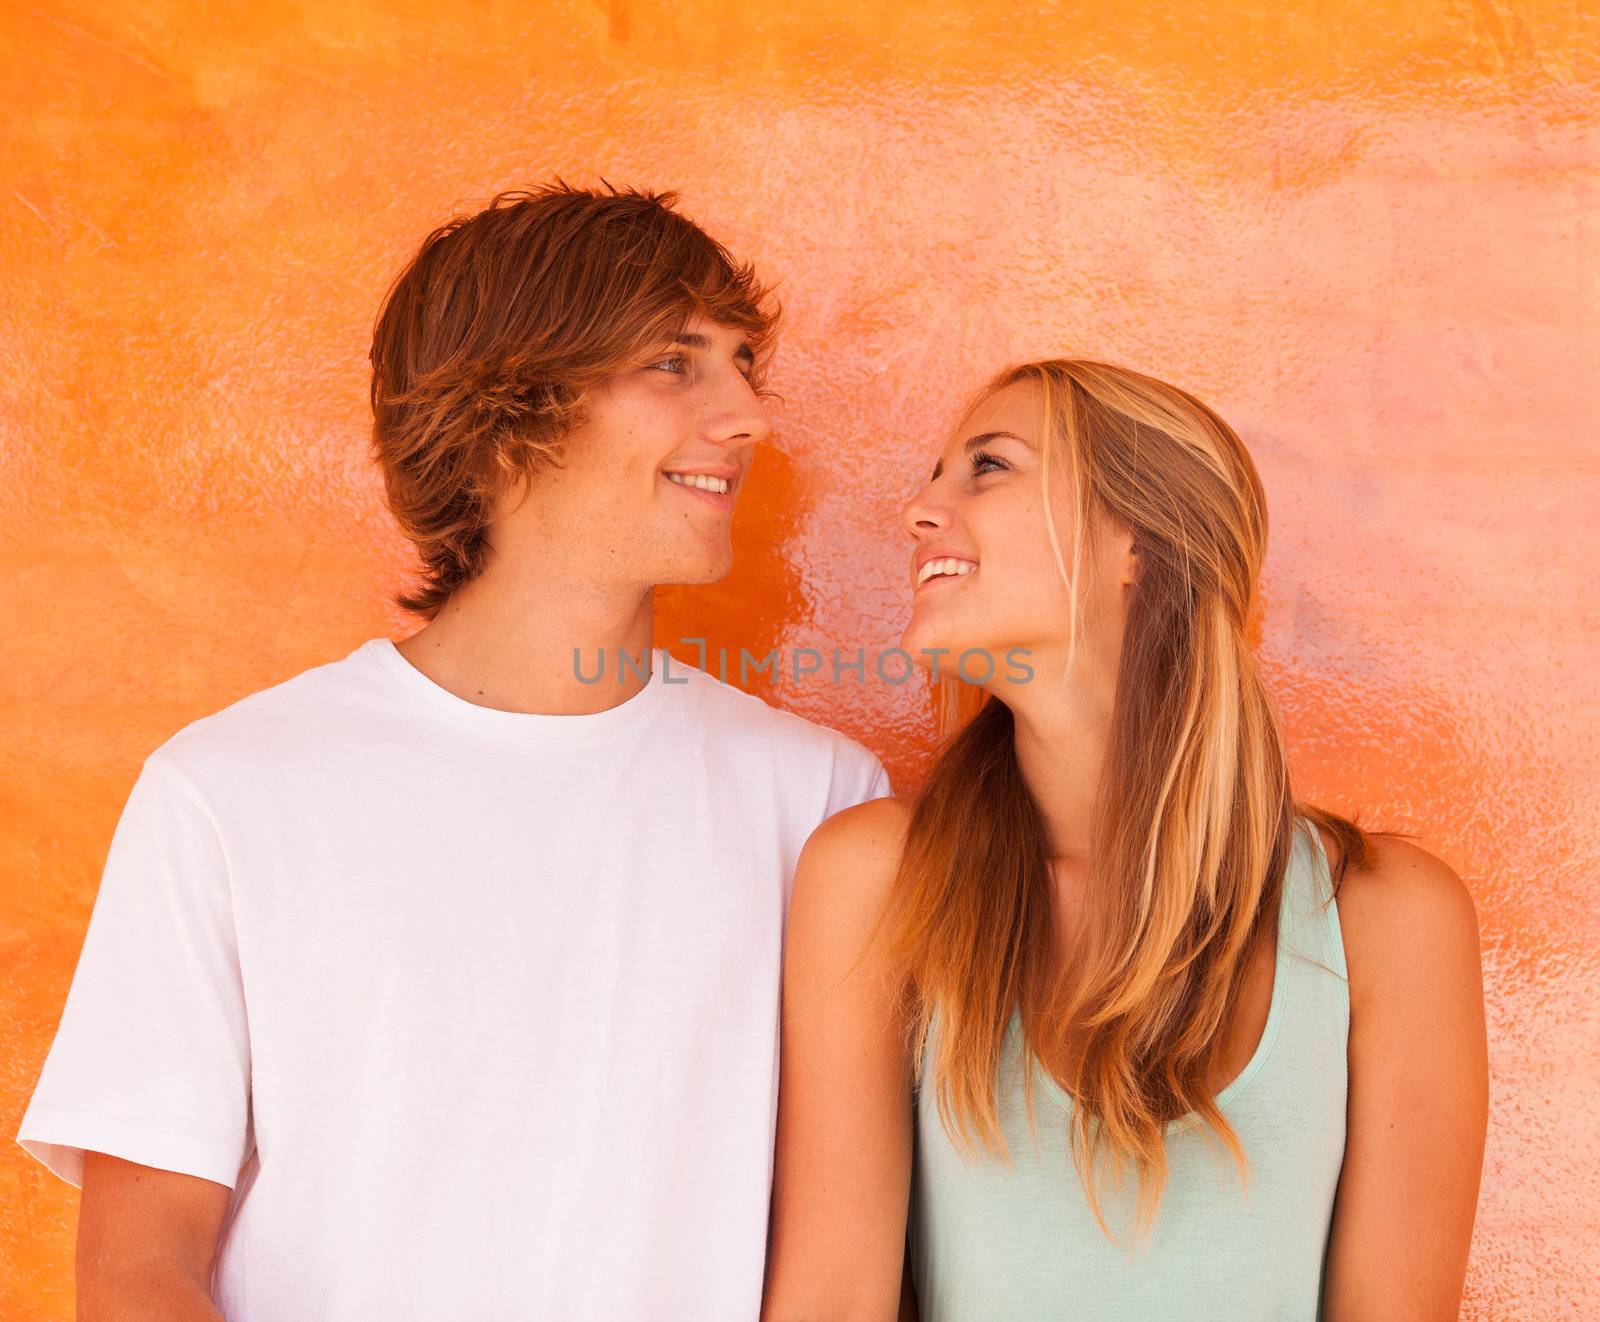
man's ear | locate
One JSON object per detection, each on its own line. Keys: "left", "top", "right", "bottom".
{"left": 485, "top": 471, "right": 531, "bottom": 530}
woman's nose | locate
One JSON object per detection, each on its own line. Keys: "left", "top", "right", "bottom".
{"left": 899, "top": 481, "right": 949, "bottom": 538}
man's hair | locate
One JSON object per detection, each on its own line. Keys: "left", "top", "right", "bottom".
{"left": 369, "top": 182, "right": 778, "bottom": 618}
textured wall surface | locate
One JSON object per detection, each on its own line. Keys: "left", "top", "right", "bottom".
{"left": 3, "top": 3, "right": 1597, "bottom": 1317}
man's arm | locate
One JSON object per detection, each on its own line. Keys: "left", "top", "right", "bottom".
{"left": 78, "top": 1153, "right": 231, "bottom": 1322}
{"left": 16, "top": 758, "right": 252, "bottom": 1312}
{"left": 17, "top": 757, "right": 253, "bottom": 1312}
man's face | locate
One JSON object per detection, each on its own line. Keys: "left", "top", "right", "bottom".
{"left": 492, "top": 312, "right": 772, "bottom": 590}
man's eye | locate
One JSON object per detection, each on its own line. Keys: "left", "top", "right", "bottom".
{"left": 649, "top": 355, "right": 688, "bottom": 374}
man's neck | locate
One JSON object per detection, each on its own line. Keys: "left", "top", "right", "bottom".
{"left": 393, "top": 571, "right": 657, "bottom": 718}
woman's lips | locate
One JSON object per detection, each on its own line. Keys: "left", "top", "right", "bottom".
{"left": 914, "top": 566, "right": 977, "bottom": 593}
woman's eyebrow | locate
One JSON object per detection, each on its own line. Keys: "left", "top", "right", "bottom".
{"left": 930, "top": 430, "right": 1029, "bottom": 481}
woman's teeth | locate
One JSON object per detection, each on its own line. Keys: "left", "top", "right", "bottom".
{"left": 666, "top": 472, "right": 730, "bottom": 495}
{"left": 917, "top": 558, "right": 978, "bottom": 586}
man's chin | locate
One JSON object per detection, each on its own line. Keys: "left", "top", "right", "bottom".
{"left": 651, "top": 545, "right": 734, "bottom": 588}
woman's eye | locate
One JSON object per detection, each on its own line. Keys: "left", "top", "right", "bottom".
{"left": 972, "top": 451, "right": 1007, "bottom": 475}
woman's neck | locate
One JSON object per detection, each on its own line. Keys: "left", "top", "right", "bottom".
{"left": 1006, "top": 674, "right": 1116, "bottom": 865}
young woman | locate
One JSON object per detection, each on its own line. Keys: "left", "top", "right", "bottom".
{"left": 761, "top": 360, "right": 1488, "bottom": 1321}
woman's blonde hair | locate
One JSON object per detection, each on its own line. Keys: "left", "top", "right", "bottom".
{"left": 879, "top": 359, "right": 1371, "bottom": 1241}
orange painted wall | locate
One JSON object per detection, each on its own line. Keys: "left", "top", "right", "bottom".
{"left": 3, "top": 3, "right": 1596, "bottom": 1316}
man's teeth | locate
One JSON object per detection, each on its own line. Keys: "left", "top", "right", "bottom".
{"left": 917, "top": 558, "right": 978, "bottom": 586}
{"left": 665, "top": 472, "right": 730, "bottom": 495}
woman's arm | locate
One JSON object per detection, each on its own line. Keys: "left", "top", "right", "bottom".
{"left": 1322, "top": 832, "right": 1489, "bottom": 1320}
{"left": 762, "top": 796, "right": 917, "bottom": 1322}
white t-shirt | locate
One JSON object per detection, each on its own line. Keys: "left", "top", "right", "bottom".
{"left": 19, "top": 639, "right": 891, "bottom": 1321}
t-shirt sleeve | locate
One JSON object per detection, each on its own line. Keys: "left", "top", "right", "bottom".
{"left": 16, "top": 756, "right": 253, "bottom": 1190}
{"left": 824, "top": 742, "right": 894, "bottom": 818}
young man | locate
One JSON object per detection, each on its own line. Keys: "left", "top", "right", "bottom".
{"left": 19, "top": 185, "right": 891, "bottom": 1321}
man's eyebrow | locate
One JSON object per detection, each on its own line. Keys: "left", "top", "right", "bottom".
{"left": 930, "top": 430, "right": 1026, "bottom": 481}
{"left": 671, "top": 332, "right": 756, "bottom": 369}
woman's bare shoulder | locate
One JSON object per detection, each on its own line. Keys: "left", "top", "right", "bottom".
{"left": 791, "top": 796, "right": 914, "bottom": 927}
{"left": 1317, "top": 827, "right": 1481, "bottom": 1008}
{"left": 809, "top": 794, "right": 914, "bottom": 857}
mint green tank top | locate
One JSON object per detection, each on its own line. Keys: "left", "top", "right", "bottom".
{"left": 909, "top": 820, "right": 1348, "bottom": 1320}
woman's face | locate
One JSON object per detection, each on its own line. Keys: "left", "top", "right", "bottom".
{"left": 898, "top": 379, "right": 1134, "bottom": 691}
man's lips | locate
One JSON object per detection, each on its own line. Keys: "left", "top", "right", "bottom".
{"left": 661, "top": 470, "right": 736, "bottom": 511}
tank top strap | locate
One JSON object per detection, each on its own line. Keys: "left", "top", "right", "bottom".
{"left": 1278, "top": 816, "right": 1350, "bottom": 988}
